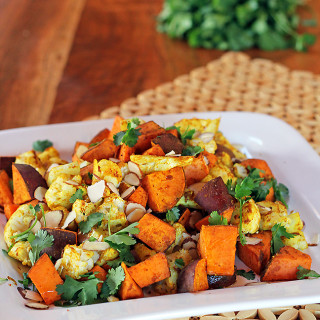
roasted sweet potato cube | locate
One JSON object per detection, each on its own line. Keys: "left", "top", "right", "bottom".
{"left": 177, "top": 259, "right": 209, "bottom": 293}
{"left": 237, "top": 231, "right": 272, "bottom": 275}
{"left": 136, "top": 213, "right": 176, "bottom": 252}
{"left": 184, "top": 154, "right": 209, "bottom": 186}
{"left": 195, "top": 207, "right": 234, "bottom": 231}
{"left": 194, "top": 176, "right": 235, "bottom": 214}
{"left": 128, "top": 186, "right": 148, "bottom": 208}
{"left": 118, "top": 144, "right": 135, "bottom": 162}
{"left": 72, "top": 142, "right": 89, "bottom": 163}
{"left": 142, "top": 144, "right": 165, "bottom": 156}
{"left": 128, "top": 252, "right": 170, "bottom": 288}
{"left": 108, "top": 115, "right": 124, "bottom": 140}
{"left": 198, "top": 225, "right": 238, "bottom": 276}
{"left": 260, "top": 246, "right": 312, "bottom": 282}
{"left": 81, "top": 139, "right": 118, "bottom": 162}
{"left": 177, "top": 208, "right": 191, "bottom": 227}
{"left": 12, "top": 163, "right": 47, "bottom": 204}
{"left": 0, "top": 170, "right": 13, "bottom": 206}
{"left": 119, "top": 262, "right": 144, "bottom": 300}
{"left": 152, "top": 133, "right": 184, "bottom": 155}
{"left": 142, "top": 166, "right": 185, "bottom": 213}
{"left": 89, "top": 128, "right": 111, "bottom": 144}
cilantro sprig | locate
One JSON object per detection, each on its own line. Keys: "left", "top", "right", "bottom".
{"left": 100, "top": 266, "right": 125, "bottom": 298}
{"left": 113, "top": 118, "right": 141, "bottom": 147}
{"left": 272, "top": 179, "right": 289, "bottom": 208}
{"left": 271, "top": 223, "right": 295, "bottom": 255}
{"left": 166, "top": 125, "right": 195, "bottom": 145}
{"left": 69, "top": 189, "right": 83, "bottom": 204}
{"left": 227, "top": 172, "right": 262, "bottom": 245}
{"left": 236, "top": 269, "right": 255, "bottom": 280}
{"left": 297, "top": 266, "right": 320, "bottom": 280}
{"left": 175, "top": 258, "right": 185, "bottom": 269}
{"left": 28, "top": 230, "right": 54, "bottom": 265}
{"left": 181, "top": 145, "right": 203, "bottom": 156}
{"left": 104, "top": 222, "right": 139, "bottom": 246}
{"left": 32, "top": 139, "right": 53, "bottom": 152}
{"left": 208, "top": 211, "right": 228, "bottom": 226}
{"left": 78, "top": 212, "right": 104, "bottom": 234}
{"left": 166, "top": 207, "right": 180, "bottom": 223}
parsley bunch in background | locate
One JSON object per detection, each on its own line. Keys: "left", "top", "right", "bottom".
{"left": 157, "top": 0, "right": 317, "bottom": 52}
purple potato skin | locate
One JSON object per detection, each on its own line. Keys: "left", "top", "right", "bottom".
{"left": 194, "top": 176, "right": 235, "bottom": 214}
{"left": 13, "top": 163, "right": 47, "bottom": 197}
{"left": 152, "top": 133, "right": 184, "bottom": 154}
{"left": 0, "top": 156, "right": 16, "bottom": 177}
{"left": 207, "top": 267, "right": 237, "bottom": 289}
{"left": 177, "top": 259, "right": 200, "bottom": 293}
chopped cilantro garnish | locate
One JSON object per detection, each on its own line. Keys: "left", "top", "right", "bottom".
{"left": 100, "top": 266, "right": 125, "bottom": 299}
{"left": 113, "top": 118, "right": 141, "bottom": 147}
{"left": 32, "top": 139, "right": 53, "bottom": 152}
{"left": 175, "top": 258, "right": 185, "bottom": 269}
{"left": 28, "top": 230, "right": 54, "bottom": 265}
{"left": 78, "top": 212, "right": 104, "bottom": 234}
{"left": 104, "top": 222, "right": 139, "bottom": 246}
{"left": 166, "top": 207, "right": 180, "bottom": 223}
{"left": 208, "top": 211, "right": 228, "bottom": 226}
{"left": 181, "top": 145, "right": 203, "bottom": 156}
{"left": 297, "top": 266, "right": 320, "bottom": 279}
{"left": 69, "top": 189, "right": 83, "bottom": 204}
{"left": 236, "top": 269, "right": 255, "bottom": 280}
{"left": 271, "top": 223, "right": 295, "bottom": 255}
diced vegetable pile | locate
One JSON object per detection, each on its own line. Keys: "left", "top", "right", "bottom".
{"left": 0, "top": 116, "right": 319, "bottom": 309}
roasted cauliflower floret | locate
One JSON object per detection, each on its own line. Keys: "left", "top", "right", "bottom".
{"left": 46, "top": 161, "right": 80, "bottom": 186}
{"left": 134, "top": 243, "right": 156, "bottom": 262}
{"left": 189, "top": 138, "right": 217, "bottom": 154}
{"left": 8, "top": 241, "right": 32, "bottom": 266}
{"left": 258, "top": 201, "right": 289, "bottom": 230}
{"left": 45, "top": 175, "right": 79, "bottom": 210}
{"left": 130, "top": 155, "right": 193, "bottom": 175}
{"left": 37, "top": 146, "right": 66, "bottom": 169}
{"left": 73, "top": 199, "right": 101, "bottom": 224}
{"left": 174, "top": 118, "right": 220, "bottom": 135}
{"left": 96, "top": 247, "right": 119, "bottom": 266}
{"left": 92, "top": 159, "right": 122, "bottom": 187}
{"left": 97, "top": 194, "right": 127, "bottom": 232}
{"left": 15, "top": 150, "right": 45, "bottom": 176}
{"left": 4, "top": 204, "right": 43, "bottom": 247}
{"left": 202, "top": 160, "right": 235, "bottom": 184}
{"left": 285, "top": 212, "right": 304, "bottom": 233}
{"left": 231, "top": 199, "right": 260, "bottom": 234}
{"left": 56, "top": 244, "right": 99, "bottom": 279}
{"left": 283, "top": 231, "right": 308, "bottom": 250}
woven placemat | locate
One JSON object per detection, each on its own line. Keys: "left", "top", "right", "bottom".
{"left": 92, "top": 52, "right": 320, "bottom": 155}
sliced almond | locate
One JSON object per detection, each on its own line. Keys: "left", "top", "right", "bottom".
{"left": 31, "top": 219, "right": 42, "bottom": 234}
{"left": 25, "top": 302, "right": 49, "bottom": 310}
{"left": 241, "top": 237, "right": 262, "bottom": 245}
{"left": 203, "top": 155, "right": 209, "bottom": 165}
{"left": 106, "top": 182, "right": 120, "bottom": 196}
{"left": 182, "top": 239, "right": 196, "bottom": 250}
{"left": 236, "top": 309, "right": 257, "bottom": 319}
{"left": 188, "top": 182, "right": 206, "bottom": 195}
{"left": 125, "top": 202, "right": 146, "bottom": 216}
{"left": 82, "top": 241, "right": 110, "bottom": 251}
{"left": 257, "top": 204, "right": 272, "bottom": 214}
{"left": 87, "top": 180, "right": 105, "bottom": 203}
{"left": 34, "top": 186, "right": 47, "bottom": 201}
{"left": 80, "top": 160, "right": 91, "bottom": 168}
{"left": 245, "top": 282, "right": 267, "bottom": 286}
{"left": 199, "top": 132, "right": 214, "bottom": 143}
{"left": 201, "top": 316, "right": 233, "bottom": 320}
{"left": 64, "top": 180, "right": 80, "bottom": 186}
{"left": 278, "top": 308, "right": 298, "bottom": 320}
{"left": 128, "top": 161, "right": 143, "bottom": 179}
{"left": 308, "top": 233, "right": 319, "bottom": 246}
{"left": 258, "top": 308, "right": 277, "bottom": 320}
{"left": 46, "top": 163, "right": 59, "bottom": 173}
{"left": 55, "top": 258, "right": 62, "bottom": 271}
{"left": 299, "top": 309, "right": 317, "bottom": 320}
{"left": 124, "top": 172, "right": 140, "bottom": 186}
{"left": 40, "top": 210, "right": 63, "bottom": 228}
{"left": 165, "top": 150, "right": 176, "bottom": 156}
{"left": 109, "top": 157, "right": 120, "bottom": 163}
{"left": 127, "top": 208, "right": 146, "bottom": 223}
{"left": 18, "top": 288, "right": 43, "bottom": 302}
{"left": 271, "top": 307, "right": 295, "bottom": 315}
{"left": 61, "top": 211, "right": 76, "bottom": 229}
{"left": 305, "top": 304, "right": 320, "bottom": 317}
{"left": 219, "top": 312, "right": 236, "bottom": 318}
{"left": 120, "top": 186, "right": 135, "bottom": 200}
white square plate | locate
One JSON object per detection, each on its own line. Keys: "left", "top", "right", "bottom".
{"left": 1, "top": 112, "right": 320, "bottom": 320}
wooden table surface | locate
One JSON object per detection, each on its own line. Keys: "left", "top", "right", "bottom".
{"left": 1, "top": 0, "right": 320, "bottom": 130}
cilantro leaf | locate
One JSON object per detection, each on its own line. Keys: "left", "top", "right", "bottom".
{"left": 78, "top": 212, "right": 104, "bottom": 234}
{"left": 175, "top": 258, "right": 185, "bottom": 269}
{"left": 113, "top": 118, "right": 141, "bottom": 147}
{"left": 166, "top": 207, "right": 180, "bottom": 223}
{"left": 297, "top": 266, "right": 320, "bottom": 279}
{"left": 69, "top": 189, "right": 83, "bottom": 204}
{"left": 180, "top": 128, "right": 195, "bottom": 145}
{"left": 100, "top": 266, "right": 125, "bottom": 299}
{"left": 104, "top": 222, "right": 139, "bottom": 246}
{"left": 272, "top": 179, "right": 289, "bottom": 208}
{"left": 236, "top": 269, "right": 255, "bottom": 280}
{"left": 29, "top": 229, "right": 54, "bottom": 265}
{"left": 271, "top": 223, "right": 296, "bottom": 255}
{"left": 32, "top": 139, "right": 53, "bottom": 152}
{"left": 208, "top": 211, "right": 228, "bottom": 226}
{"left": 181, "top": 145, "right": 203, "bottom": 156}
{"left": 56, "top": 275, "right": 101, "bottom": 305}
{"left": 18, "top": 272, "right": 32, "bottom": 289}
{"left": 0, "top": 278, "right": 8, "bottom": 285}
{"left": 106, "top": 242, "right": 136, "bottom": 266}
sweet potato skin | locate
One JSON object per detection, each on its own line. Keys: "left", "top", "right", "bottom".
{"left": 128, "top": 252, "right": 170, "bottom": 288}
{"left": 142, "top": 166, "right": 186, "bottom": 213}
{"left": 119, "top": 262, "right": 144, "bottom": 300}
{"left": 12, "top": 163, "right": 47, "bottom": 204}
{"left": 28, "top": 253, "right": 63, "bottom": 305}
{"left": 152, "top": 133, "right": 184, "bottom": 155}
{"left": 207, "top": 267, "right": 237, "bottom": 289}
{"left": 198, "top": 225, "right": 238, "bottom": 276}
{"left": 136, "top": 213, "right": 176, "bottom": 252}
{"left": 0, "top": 157, "right": 16, "bottom": 177}
{"left": 177, "top": 259, "right": 209, "bottom": 293}
{"left": 237, "top": 231, "right": 272, "bottom": 275}
{"left": 260, "top": 246, "right": 312, "bottom": 282}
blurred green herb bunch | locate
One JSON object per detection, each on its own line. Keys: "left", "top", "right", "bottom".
{"left": 157, "top": 0, "right": 317, "bottom": 51}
